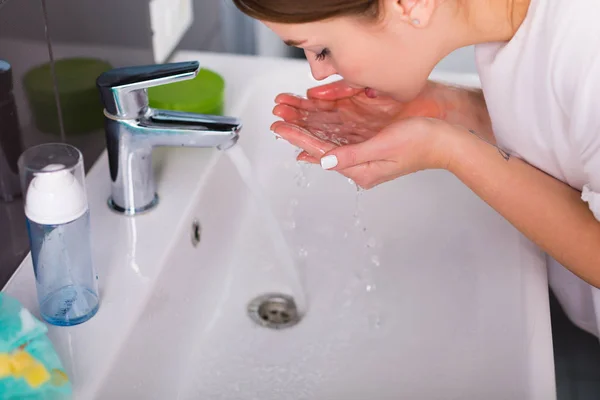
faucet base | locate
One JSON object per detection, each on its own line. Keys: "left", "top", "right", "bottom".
{"left": 107, "top": 194, "right": 159, "bottom": 216}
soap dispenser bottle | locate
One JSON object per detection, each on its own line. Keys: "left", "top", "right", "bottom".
{"left": 18, "top": 143, "right": 99, "bottom": 326}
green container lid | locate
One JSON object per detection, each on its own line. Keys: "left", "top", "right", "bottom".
{"left": 23, "top": 58, "right": 113, "bottom": 136}
{"left": 148, "top": 67, "right": 225, "bottom": 115}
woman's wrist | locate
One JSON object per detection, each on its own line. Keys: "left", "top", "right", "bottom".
{"left": 433, "top": 82, "right": 494, "bottom": 142}
{"left": 425, "top": 119, "right": 466, "bottom": 171}
{"left": 434, "top": 123, "right": 487, "bottom": 174}
{"left": 443, "top": 123, "right": 508, "bottom": 177}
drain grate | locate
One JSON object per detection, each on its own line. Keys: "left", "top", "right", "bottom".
{"left": 247, "top": 293, "right": 301, "bottom": 329}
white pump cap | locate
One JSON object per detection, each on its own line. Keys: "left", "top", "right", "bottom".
{"left": 25, "top": 164, "right": 88, "bottom": 225}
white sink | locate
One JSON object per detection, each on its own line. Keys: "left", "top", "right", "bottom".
{"left": 3, "top": 51, "right": 555, "bottom": 399}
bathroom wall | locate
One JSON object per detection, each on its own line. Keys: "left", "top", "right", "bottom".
{"left": 0, "top": 0, "right": 53, "bottom": 288}
{"left": 179, "top": 0, "right": 227, "bottom": 52}
{"left": 177, "top": 0, "right": 256, "bottom": 55}
{"left": 0, "top": 0, "right": 153, "bottom": 48}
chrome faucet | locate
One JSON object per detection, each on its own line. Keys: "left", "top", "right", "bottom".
{"left": 96, "top": 61, "right": 242, "bottom": 215}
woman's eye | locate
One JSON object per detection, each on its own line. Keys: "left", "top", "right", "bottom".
{"left": 315, "top": 48, "right": 330, "bottom": 61}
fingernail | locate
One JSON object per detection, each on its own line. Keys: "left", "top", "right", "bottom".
{"left": 320, "top": 155, "right": 338, "bottom": 170}
{"left": 271, "top": 131, "right": 282, "bottom": 140}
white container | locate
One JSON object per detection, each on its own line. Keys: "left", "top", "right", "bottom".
{"left": 18, "top": 143, "right": 99, "bottom": 326}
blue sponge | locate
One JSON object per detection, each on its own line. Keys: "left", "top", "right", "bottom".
{"left": 0, "top": 293, "right": 72, "bottom": 399}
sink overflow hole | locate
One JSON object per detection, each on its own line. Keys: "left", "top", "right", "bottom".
{"left": 191, "top": 220, "right": 201, "bottom": 247}
{"left": 248, "top": 293, "right": 301, "bottom": 329}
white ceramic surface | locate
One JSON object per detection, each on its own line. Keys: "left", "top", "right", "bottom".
{"left": 3, "top": 51, "right": 555, "bottom": 399}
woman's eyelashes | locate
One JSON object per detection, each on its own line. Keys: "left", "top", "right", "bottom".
{"left": 315, "top": 48, "right": 331, "bottom": 61}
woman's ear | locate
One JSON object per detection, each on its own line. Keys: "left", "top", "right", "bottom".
{"left": 389, "top": 0, "right": 437, "bottom": 27}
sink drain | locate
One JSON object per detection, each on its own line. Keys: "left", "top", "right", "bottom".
{"left": 247, "top": 293, "right": 301, "bottom": 329}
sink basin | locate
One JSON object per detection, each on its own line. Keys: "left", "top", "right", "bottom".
{"left": 3, "top": 51, "right": 555, "bottom": 399}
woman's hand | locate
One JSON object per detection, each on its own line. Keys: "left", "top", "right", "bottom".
{"left": 271, "top": 79, "right": 465, "bottom": 188}
{"left": 271, "top": 116, "right": 458, "bottom": 189}
{"left": 272, "top": 79, "right": 450, "bottom": 149}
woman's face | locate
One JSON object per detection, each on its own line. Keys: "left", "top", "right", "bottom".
{"left": 264, "top": 2, "right": 453, "bottom": 102}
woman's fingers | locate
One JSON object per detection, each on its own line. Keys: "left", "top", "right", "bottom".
{"left": 273, "top": 104, "right": 343, "bottom": 125}
{"left": 272, "top": 104, "right": 308, "bottom": 122}
{"left": 271, "top": 121, "right": 336, "bottom": 157}
{"left": 296, "top": 151, "right": 319, "bottom": 164}
{"left": 337, "top": 161, "right": 400, "bottom": 190}
{"left": 271, "top": 106, "right": 367, "bottom": 148}
{"left": 307, "top": 80, "right": 364, "bottom": 100}
{"left": 318, "top": 136, "right": 388, "bottom": 170}
{"left": 275, "top": 93, "right": 337, "bottom": 112}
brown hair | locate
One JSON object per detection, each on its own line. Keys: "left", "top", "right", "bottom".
{"left": 231, "top": 0, "right": 380, "bottom": 24}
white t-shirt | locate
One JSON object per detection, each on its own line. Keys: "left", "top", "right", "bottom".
{"left": 475, "top": 0, "right": 600, "bottom": 337}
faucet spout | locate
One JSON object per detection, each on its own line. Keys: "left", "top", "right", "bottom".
{"left": 97, "top": 61, "right": 243, "bottom": 215}
{"left": 141, "top": 109, "right": 241, "bottom": 148}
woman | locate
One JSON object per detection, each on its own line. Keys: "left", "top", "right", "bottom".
{"left": 232, "top": 0, "right": 600, "bottom": 338}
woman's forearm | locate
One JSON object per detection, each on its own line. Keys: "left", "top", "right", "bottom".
{"left": 462, "top": 88, "right": 493, "bottom": 140}
{"left": 447, "top": 127, "right": 600, "bottom": 287}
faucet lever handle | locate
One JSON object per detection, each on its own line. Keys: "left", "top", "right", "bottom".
{"left": 97, "top": 61, "right": 200, "bottom": 118}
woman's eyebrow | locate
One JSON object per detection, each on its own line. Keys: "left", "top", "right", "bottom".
{"left": 284, "top": 39, "right": 307, "bottom": 46}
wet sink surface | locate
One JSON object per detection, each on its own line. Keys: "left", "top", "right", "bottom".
{"left": 3, "top": 52, "right": 555, "bottom": 400}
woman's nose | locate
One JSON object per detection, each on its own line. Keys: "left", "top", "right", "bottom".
{"left": 306, "top": 52, "right": 337, "bottom": 81}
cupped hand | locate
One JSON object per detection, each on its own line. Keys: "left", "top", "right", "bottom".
{"left": 272, "top": 79, "right": 448, "bottom": 149}
{"left": 270, "top": 79, "right": 459, "bottom": 189}
{"left": 271, "top": 115, "right": 458, "bottom": 190}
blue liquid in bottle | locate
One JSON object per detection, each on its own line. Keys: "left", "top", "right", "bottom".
{"left": 27, "top": 210, "right": 99, "bottom": 326}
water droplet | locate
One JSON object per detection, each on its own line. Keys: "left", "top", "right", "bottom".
{"left": 294, "top": 163, "right": 310, "bottom": 188}
{"left": 343, "top": 231, "right": 349, "bottom": 239}
{"left": 366, "top": 284, "right": 376, "bottom": 292}
{"left": 295, "top": 174, "right": 308, "bottom": 188}
{"left": 368, "top": 314, "right": 383, "bottom": 329}
{"left": 348, "top": 178, "right": 356, "bottom": 185}
{"left": 354, "top": 218, "right": 361, "bottom": 227}
{"left": 290, "top": 198, "right": 299, "bottom": 207}
{"left": 371, "top": 255, "right": 381, "bottom": 267}
{"left": 298, "top": 248, "right": 309, "bottom": 258}
{"left": 366, "top": 237, "right": 377, "bottom": 248}
{"left": 283, "top": 220, "right": 296, "bottom": 230}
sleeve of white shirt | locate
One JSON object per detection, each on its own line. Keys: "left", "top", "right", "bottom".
{"left": 569, "top": 51, "right": 600, "bottom": 221}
